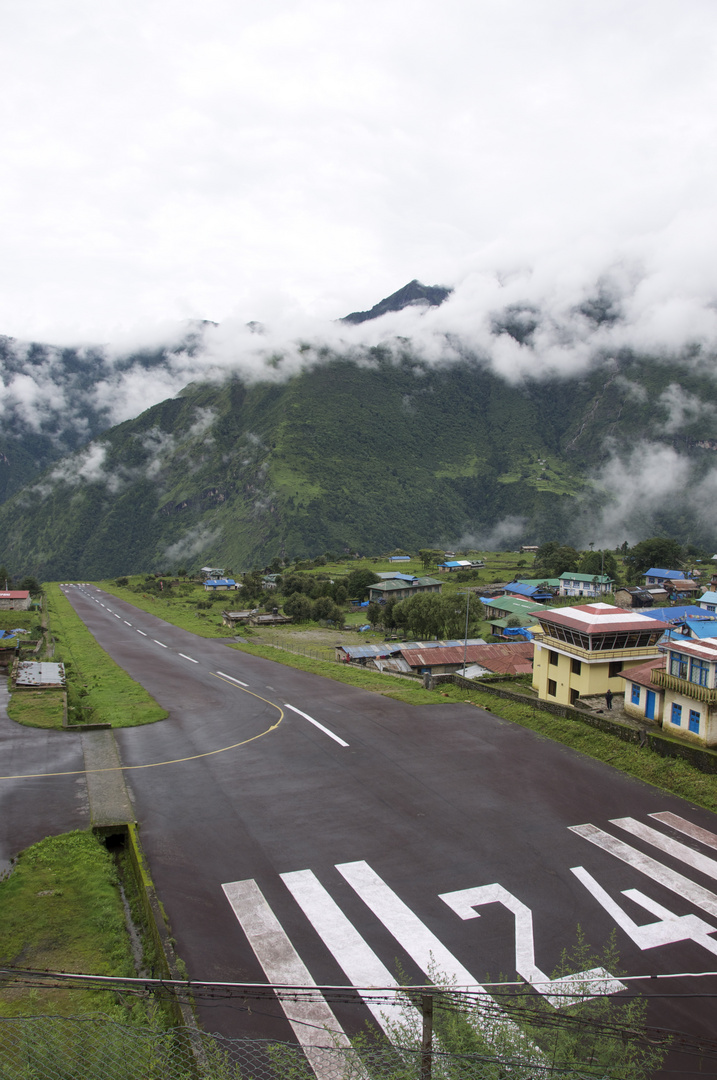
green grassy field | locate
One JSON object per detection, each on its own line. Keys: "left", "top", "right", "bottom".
{"left": 7, "top": 689, "right": 65, "bottom": 728}
{"left": 43, "top": 584, "right": 168, "bottom": 728}
{"left": 0, "top": 831, "right": 147, "bottom": 1019}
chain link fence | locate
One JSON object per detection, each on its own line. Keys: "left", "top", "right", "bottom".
{"left": 0, "top": 1015, "right": 548, "bottom": 1080}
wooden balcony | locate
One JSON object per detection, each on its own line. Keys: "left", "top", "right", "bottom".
{"left": 650, "top": 668, "right": 717, "bottom": 704}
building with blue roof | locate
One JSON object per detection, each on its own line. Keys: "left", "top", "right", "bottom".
{"left": 504, "top": 581, "right": 555, "bottom": 601}
{"left": 641, "top": 605, "right": 706, "bottom": 624}
{"left": 698, "top": 591, "right": 717, "bottom": 612}
{"left": 643, "top": 568, "right": 686, "bottom": 584}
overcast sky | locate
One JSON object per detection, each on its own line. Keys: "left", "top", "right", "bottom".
{"left": 2, "top": 0, "right": 717, "bottom": 346}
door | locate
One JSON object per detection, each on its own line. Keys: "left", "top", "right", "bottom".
{"left": 645, "top": 690, "right": 656, "bottom": 720}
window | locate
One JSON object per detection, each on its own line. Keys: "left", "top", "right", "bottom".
{"left": 571, "top": 658, "right": 582, "bottom": 675}
{"left": 547, "top": 679, "right": 557, "bottom": 697}
{"left": 670, "top": 653, "right": 689, "bottom": 679}
{"left": 570, "top": 688, "right": 580, "bottom": 705}
{"left": 609, "top": 661, "right": 622, "bottom": 678}
{"left": 690, "top": 658, "right": 710, "bottom": 687}
{"left": 631, "top": 684, "right": 641, "bottom": 705}
{"left": 707, "top": 605, "right": 715, "bottom": 613}
{"left": 689, "top": 709, "right": 701, "bottom": 734}
{"left": 548, "top": 651, "right": 558, "bottom": 667}
{"left": 670, "top": 703, "right": 682, "bottom": 726}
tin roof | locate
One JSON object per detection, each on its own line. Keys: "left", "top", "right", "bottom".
{"left": 536, "top": 603, "right": 670, "bottom": 635}
{"left": 558, "top": 573, "right": 613, "bottom": 584}
{"left": 699, "top": 592, "right": 717, "bottom": 605}
{"left": 15, "top": 661, "right": 65, "bottom": 686}
{"left": 665, "top": 619, "right": 717, "bottom": 641}
{"left": 644, "top": 568, "right": 685, "bottom": 579}
{"left": 402, "top": 642, "right": 534, "bottom": 674}
{"left": 617, "top": 657, "right": 664, "bottom": 687}
{"left": 0, "top": 591, "right": 29, "bottom": 599}
{"left": 642, "top": 605, "right": 707, "bottom": 623}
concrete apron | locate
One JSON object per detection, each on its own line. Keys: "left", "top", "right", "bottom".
{"left": 80, "top": 729, "right": 135, "bottom": 826}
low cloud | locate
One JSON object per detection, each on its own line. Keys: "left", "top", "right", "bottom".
{"left": 163, "top": 524, "right": 221, "bottom": 565}
{"left": 455, "top": 516, "right": 528, "bottom": 552}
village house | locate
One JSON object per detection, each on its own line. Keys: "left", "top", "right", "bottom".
{"left": 614, "top": 586, "right": 654, "bottom": 609}
{"left": 203, "top": 578, "right": 238, "bottom": 591}
{"left": 367, "top": 576, "right": 442, "bottom": 603}
{"left": 480, "top": 595, "right": 541, "bottom": 621}
{"left": 504, "top": 580, "right": 556, "bottom": 602}
{"left": 643, "top": 568, "right": 685, "bottom": 586}
{"left": 621, "top": 635, "right": 717, "bottom": 747}
{"left": 532, "top": 603, "right": 668, "bottom": 707}
{"left": 558, "top": 572, "right": 614, "bottom": 598}
{"left": 0, "top": 590, "right": 31, "bottom": 611}
{"left": 697, "top": 591, "right": 717, "bottom": 612}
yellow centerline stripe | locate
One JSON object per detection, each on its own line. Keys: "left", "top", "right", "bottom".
{"left": 0, "top": 675, "right": 282, "bottom": 780}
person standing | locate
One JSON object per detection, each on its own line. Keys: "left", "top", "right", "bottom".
{"left": 605, "top": 688, "right": 613, "bottom": 710}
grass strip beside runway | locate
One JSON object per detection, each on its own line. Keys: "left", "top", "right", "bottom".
{"left": 41, "top": 584, "right": 168, "bottom": 728}
{"left": 0, "top": 831, "right": 150, "bottom": 1020}
{"left": 232, "top": 641, "right": 717, "bottom": 815}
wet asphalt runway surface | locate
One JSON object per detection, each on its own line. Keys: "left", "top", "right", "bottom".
{"left": 5, "top": 583, "right": 717, "bottom": 1072}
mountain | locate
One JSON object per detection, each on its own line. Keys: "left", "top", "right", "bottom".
{"left": 341, "top": 280, "right": 452, "bottom": 324}
{"left": 2, "top": 328, "right": 717, "bottom": 578}
{"left": 0, "top": 324, "right": 207, "bottom": 504}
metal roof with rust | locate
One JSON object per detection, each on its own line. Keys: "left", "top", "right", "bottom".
{"left": 401, "top": 642, "right": 534, "bottom": 674}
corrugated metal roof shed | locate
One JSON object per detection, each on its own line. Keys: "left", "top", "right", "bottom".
{"left": 15, "top": 662, "right": 65, "bottom": 686}
{"left": 402, "top": 642, "right": 533, "bottom": 673}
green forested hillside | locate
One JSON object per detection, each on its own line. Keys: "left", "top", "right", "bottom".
{"left": 1, "top": 347, "right": 717, "bottom": 577}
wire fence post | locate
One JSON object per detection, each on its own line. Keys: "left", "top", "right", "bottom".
{"left": 420, "top": 993, "right": 433, "bottom": 1080}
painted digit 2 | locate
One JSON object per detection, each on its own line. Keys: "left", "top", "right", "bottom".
{"left": 440, "top": 883, "right": 625, "bottom": 1007}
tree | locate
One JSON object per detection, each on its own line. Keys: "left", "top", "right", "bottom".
{"left": 534, "top": 542, "right": 580, "bottom": 578}
{"left": 346, "top": 569, "right": 379, "bottom": 599}
{"left": 624, "top": 536, "right": 683, "bottom": 577}
{"left": 576, "top": 550, "right": 619, "bottom": 581}
{"left": 367, "top": 602, "right": 383, "bottom": 628}
{"left": 0, "top": 565, "right": 10, "bottom": 590}
{"left": 283, "top": 593, "right": 313, "bottom": 620}
{"left": 418, "top": 548, "right": 444, "bottom": 572}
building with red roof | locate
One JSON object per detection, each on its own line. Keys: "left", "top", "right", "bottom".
{"left": 532, "top": 603, "right": 669, "bottom": 708}
{"left": 0, "top": 590, "right": 30, "bottom": 611}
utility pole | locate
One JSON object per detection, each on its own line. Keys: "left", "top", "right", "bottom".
{"left": 420, "top": 993, "right": 434, "bottom": 1080}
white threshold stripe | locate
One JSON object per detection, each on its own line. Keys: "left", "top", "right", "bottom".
{"left": 650, "top": 812, "right": 717, "bottom": 853}
{"left": 281, "top": 869, "right": 403, "bottom": 1033}
{"left": 570, "top": 824, "right": 717, "bottom": 918}
{"left": 337, "top": 861, "right": 488, "bottom": 995}
{"left": 611, "top": 817, "right": 717, "bottom": 881}
{"left": 154, "top": 640, "right": 167, "bottom": 648}
{"left": 136, "top": 630, "right": 147, "bottom": 636}
{"left": 222, "top": 879, "right": 364, "bottom": 1080}
{"left": 284, "top": 704, "right": 349, "bottom": 747}
{"left": 179, "top": 653, "right": 198, "bottom": 664}
{"left": 216, "top": 670, "right": 248, "bottom": 687}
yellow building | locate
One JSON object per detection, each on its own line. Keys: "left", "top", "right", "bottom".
{"left": 532, "top": 603, "right": 669, "bottom": 707}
